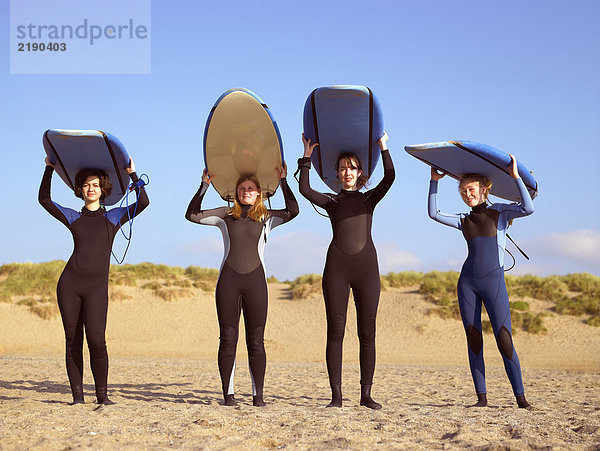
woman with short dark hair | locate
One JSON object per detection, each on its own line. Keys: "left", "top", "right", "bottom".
{"left": 39, "top": 157, "right": 148, "bottom": 405}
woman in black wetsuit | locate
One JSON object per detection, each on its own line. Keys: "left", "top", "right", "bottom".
{"left": 39, "top": 157, "right": 149, "bottom": 405}
{"left": 297, "top": 132, "right": 394, "bottom": 409}
{"left": 185, "top": 164, "right": 298, "bottom": 407}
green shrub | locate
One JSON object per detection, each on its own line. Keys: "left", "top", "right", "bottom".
{"left": 419, "top": 271, "right": 459, "bottom": 306}
{"left": 0, "top": 261, "right": 64, "bottom": 298}
{"left": 381, "top": 271, "right": 424, "bottom": 289}
{"left": 505, "top": 274, "right": 568, "bottom": 302}
{"left": 184, "top": 266, "right": 219, "bottom": 291}
{"left": 141, "top": 281, "right": 163, "bottom": 290}
{"left": 512, "top": 311, "right": 547, "bottom": 334}
{"left": 267, "top": 276, "right": 279, "bottom": 283}
{"left": 172, "top": 279, "right": 192, "bottom": 288}
{"left": 510, "top": 301, "right": 530, "bottom": 311}
{"left": 555, "top": 294, "right": 600, "bottom": 317}
{"left": 561, "top": 273, "right": 600, "bottom": 296}
{"left": 109, "top": 262, "right": 186, "bottom": 286}
{"left": 287, "top": 274, "right": 322, "bottom": 299}
{"left": 586, "top": 316, "right": 600, "bottom": 327}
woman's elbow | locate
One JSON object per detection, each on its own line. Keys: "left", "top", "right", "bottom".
{"left": 137, "top": 193, "right": 150, "bottom": 213}
{"left": 39, "top": 196, "right": 51, "bottom": 209}
{"left": 289, "top": 206, "right": 300, "bottom": 221}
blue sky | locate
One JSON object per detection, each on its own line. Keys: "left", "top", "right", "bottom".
{"left": 2, "top": 0, "right": 599, "bottom": 279}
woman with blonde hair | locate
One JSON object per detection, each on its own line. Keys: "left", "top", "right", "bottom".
{"left": 185, "top": 164, "right": 298, "bottom": 407}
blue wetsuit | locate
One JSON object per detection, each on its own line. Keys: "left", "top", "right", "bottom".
{"left": 428, "top": 177, "right": 534, "bottom": 398}
{"left": 185, "top": 178, "right": 298, "bottom": 404}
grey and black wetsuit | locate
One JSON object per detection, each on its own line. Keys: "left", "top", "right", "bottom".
{"left": 185, "top": 178, "right": 298, "bottom": 402}
{"left": 39, "top": 165, "right": 149, "bottom": 403}
{"left": 297, "top": 150, "right": 394, "bottom": 389}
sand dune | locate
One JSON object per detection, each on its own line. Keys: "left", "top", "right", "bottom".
{"left": 1, "top": 285, "right": 599, "bottom": 449}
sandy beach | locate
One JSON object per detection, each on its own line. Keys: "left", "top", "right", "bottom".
{"left": 1, "top": 285, "right": 599, "bottom": 449}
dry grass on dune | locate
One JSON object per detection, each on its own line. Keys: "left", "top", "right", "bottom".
{"left": 1, "top": 262, "right": 599, "bottom": 336}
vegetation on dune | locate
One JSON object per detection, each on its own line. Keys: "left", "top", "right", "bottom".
{"left": 0, "top": 262, "right": 598, "bottom": 329}
{"left": 0, "top": 261, "right": 64, "bottom": 298}
{"left": 381, "top": 271, "right": 425, "bottom": 290}
{"left": 184, "top": 266, "right": 219, "bottom": 291}
{"left": 0, "top": 261, "right": 219, "bottom": 319}
{"left": 511, "top": 311, "right": 548, "bottom": 334}
{"left": 259, "top": 271, "right": 597, "bottom": 335}
{"left": 510, "top": 301, "right": 530, "bottom": 311}
{"left": 286, "top": 274, "right": 322, "bottom": 299}
{"left": 505, "top": 274, "right": 569, "bottom": 302}
{"left": 109, "top": 262, "right": 186, "bottom": 286}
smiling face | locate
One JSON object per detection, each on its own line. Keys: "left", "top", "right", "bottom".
{"left": 82, "top": 176, "right": 102, "bottom": 204}
{"left": 459, "top": 180, "right": 487, "bottom": 207}
{"left": 336, "top": 156, "right": 363, "bottom": 191}
{"left": 237, "top": 179, "right": 260, "bottom": 206}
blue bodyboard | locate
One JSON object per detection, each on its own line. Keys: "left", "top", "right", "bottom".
{"left": 303, "top": 85, "right": 384, "bottom": 192}
{"left": 404, "top": 140, "right": 538, "bottom": 202}
{"left": 43, "top": 129, "right": 131, "bottom": 206}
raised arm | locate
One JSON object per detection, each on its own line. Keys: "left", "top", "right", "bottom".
{"left": 269, "top": 163, "right": 300, "bottom": 228}
{"left": 366, "top": 132, "right": 395, "bottom": 205}
{"left": 297, "top": 134, "right": 333, "bottom": 208}
{"left": 185, "top": 169, "right": 229, "bottom": 225}
{"left": 112, "top": 172, "right": 150, "bottom": 228}
{"left": 105, "top": 158, "right": 150, "bottom": 228}
{"left": 496, "top": 154, "right": 535, "bottom": 220}
{"left": 38, "top": 161, "right": 79, "bottom": 227}
{"left": 428, "top": 169, "right": 462, "bottom": 230}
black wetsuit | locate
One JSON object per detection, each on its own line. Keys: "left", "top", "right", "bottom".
{"left": 297, "top": 150, "right": 395, "bottom": 389}
{"left": 39, "top": 166, "right": 149, "bottom": 401}
{"left": 185, "top": 179, "right": 298, "bottom": 402}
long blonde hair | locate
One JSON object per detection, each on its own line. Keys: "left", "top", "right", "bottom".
{"left": 228, "top": 174, "right": 269, "bottom": 222}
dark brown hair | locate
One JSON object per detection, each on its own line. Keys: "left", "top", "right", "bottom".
{"left": 335, "top": 152, "right": 369, "bottom": 189}
{"left": 74, "top": 169, "right": 112, "bottom": 201}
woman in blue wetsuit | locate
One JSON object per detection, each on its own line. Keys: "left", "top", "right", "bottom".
{"left": 39, "top": 157, "right": 149, "bottom": 405}
{"left": 428, "top": 154, "right": 534, "bottom": 409}
{"left": 185, "top": 164, "right": 298, "bottom": 407}
{"left": 298, "top": 132, "right": 394, "bottom": 409}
